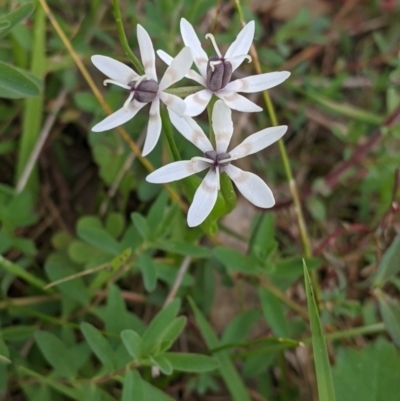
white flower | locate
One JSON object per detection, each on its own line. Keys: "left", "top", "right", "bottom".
{"left": 146, "top": 100, "right": 287, "bottom": 227}
{"left": 91, "top": 25, "right": 193, "bottom": 156}
{"left": 157, "top": 18, "right": 290, "bottom": 117}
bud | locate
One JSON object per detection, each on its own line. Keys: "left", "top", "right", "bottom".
{"left": 128, "top": 79, "right": 159, "bottom": 103}
{"left": 206, "top": 56, "right": 233, "bottom": 92}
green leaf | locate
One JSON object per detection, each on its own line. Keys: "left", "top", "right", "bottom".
{"left": 121, "top": 330, "right": 143, "bottom": 360}
{"left": 158, "top": 316, "right": 187, "bottom": 353}
{"left": 164, "top": 352, "right": 219, "bottom": 373}
{"left": 142, "top": 299, "right": 181, "bottom": 354}
{"left": 80, "top": 323, "right": 116, "bottom": 371}
{"left": 303, "top": 261, "right": 336, "bottom": 401}
{"left": 77, "top": 217, "right": 121, "bottom": 255}
{"left": 151, "top": 354, "right": 173, "bottom": 375}
{"left": 147, "top": 190, "right": 168, "bottom": 233}
{"left": 138, "top": 254, "right": 157, "bottom": 292}
{"left": 155, "top": 240, "right": 210, "bottom": 258}
{"left": 249, "top": 213, "right": 275, "bottom": 260}
{"left": 123, "top": 370, "right": 144, "bottom": 401}
{"left": 373, "top": 236, "right": 400, "bottom": 287}
{"left": 34, "top": 331, "right": 77, "bottom": 379}
{"left": 131, "top": 212, "right": 149, "bottom": 240}
{"left": 222, "top": 309, "right": 262, "bottom": 345}
{"left": 376, "top": 291, "right": 400, "bottom": 346}
{"left": 105, "top": 212, "right": 125, "bottom": 239}
{"left": 0, "top": 3, "right": 35, "bottom": 40}
{"left": 0, "top": 62, "right": 41, "bottom": 99}
{"left": 44, "top": 254, "right": 89, "bottom": 305}
{"left": 213, "top": 247, "right": 259, "bottom": 274}
{"left": 332, "top": 338, "right": 400, "bottom": 401}
{"left": 258, "top": 288, "right": 290, "bottom": 337}
{"left": 188, "top": 297, "right": 251, "bottom": 401}
{"left": 0, "top": 255, "right": 49, "bottom": 292}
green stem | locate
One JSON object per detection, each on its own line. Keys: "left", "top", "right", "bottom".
{"left": 160, "top": 107, "right": 181, "bottom": 161}
{"left": 234, "top": 0, "right": 317, "bottom": 300}
{"left": 207, "top": 95, "right": 218, "bottom": 147}
{"left": 112, "top": 0, "right": 143, "bottom": 74}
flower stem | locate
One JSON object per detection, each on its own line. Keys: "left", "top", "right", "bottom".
{"left": 112, "top": 0, "right": 144, "bottom": 74}
{"left": 233, "top": 1, "right": 317, "bottom": 298}
{"left": 160, "top": 107, "right": 181, "bottom": 161}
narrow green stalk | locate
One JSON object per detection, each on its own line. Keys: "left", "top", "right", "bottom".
{"left": 15, "top": 5, "right": 46, "bottom": 194}
{"left": 234, "top": 0, "right": 317, "bottom": 299}
{"left": 207, "top": 95, "right": 218, "bottom": 147}
{"left": 112, "top": 0, "right": 143, "bottom": 74}
{"left": 160, "top": 107, "right": 181, "bottom": 161}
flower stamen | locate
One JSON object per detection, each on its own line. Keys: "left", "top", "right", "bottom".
{"left": 123, "top": 92, "right": 135, "bottom": 110}
{"left": 191, "top": 156, "right": 214, "bottom": 164}
{"left": 205, "top": 33, "right": 222, "bottom": 58}
{"left": 209, "top": 60, "right": 222, "bottom": 72}
{"left": 103, "top": 79, "right": 131, "bottom": 90}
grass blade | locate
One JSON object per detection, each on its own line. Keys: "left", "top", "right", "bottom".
{"left": 188, "top": 297, "right": 251, "bottom": 401}
{"left": 303, "top": 260, "right": 336, "bottom": 401}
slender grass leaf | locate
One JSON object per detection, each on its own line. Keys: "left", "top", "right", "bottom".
{"left": 123, "top": 370, "right": 144, "bottom": 401}
{"left": 34, "top": 331, "right": 77, "bottom": 379}
{"left": 188, "top": 297, "right": 251, "bottom": 401}
{"left": 80, "top": 322, "right": 116, "bottom": 371}
{"left": 376, "top": 291, "right": 400, "bottom": 346}
{"left": 121, "top": 330, "right": 143, "bottom": 360}
{"left": 303, "top": 261, "right": 336, "bottom": 401}
{"left": 164, "top": 352, "right": 219, "bottom": 372}
{"left": 0, "top": 3, "right": 35, "bottom": 40}
{"left": 15, "top": 5, "right": 45, "bottom": 193}
{"left": 373, "top": 236, "right": 400, "bottom": 287}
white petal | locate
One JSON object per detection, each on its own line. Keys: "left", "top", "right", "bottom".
{"left": 137, "top": 25, "right": 157, "bottom": 81}
{"left": 225, "top": 165, "right": 275, "bottom": 208}
{"left": 160, "top": 92, "right": 186, "bottom": 116}
{"left": 159, "top": 47, "right": 193, "bottom": 90}
{"left": 184, "top": 89, "right": 212, "bottom": 117}
{"left": 146, "top": 160, "right": 209, "bottom": 183}
{"left": 157, "top": 49, "right": 173, "bottom": 65}
{"left": 212, "top": 100, "right": 233, "bottom": 153}
{"left": 180, "top": 18, "right": 208, "bottom": 78}
{"left": 225, "top": 21, "right": 255, "bottom": 71}
{"left": 187, "top": 70, "right": 206, "bottom": 86}
{"left": 91, "top": 101, "right": 146, "bottom": 132}
{"left": 91, "top": 55, "right": 138, "bottom": 84}
{"left": 142, "top": 98, "right": 161, "bottom": 156}
{"left": 224, "top": 71, "right": 291, "bottom": 93}
{"left": 216, "top": 91, "right": 262, "bottom": 113}
{"left": 168, "top": 109, "right": 213, "bottom": 153}
{"left": 187, "top": 169, "right": 218, "bottom": 227}
{"left": 157, "top": 49, "right": 206, "bottom": 86}
{"left": 229, "top": 125, "right": 288, "bottom": 159}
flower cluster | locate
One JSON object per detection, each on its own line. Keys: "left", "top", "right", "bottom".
{"left": 92, "top": 20, "right": 290, "bottom": 227}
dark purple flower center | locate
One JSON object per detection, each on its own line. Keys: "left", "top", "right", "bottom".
{"left": 127, "top": 79, "right": 159, "bottom": 103}
{"left": 206, "top": 55, "right": 233, "bottom": 92}
{"left": 204, "top": 150, "right": 231, "bottom": 168}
